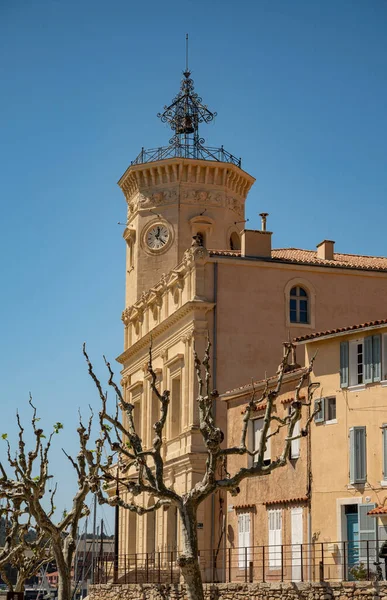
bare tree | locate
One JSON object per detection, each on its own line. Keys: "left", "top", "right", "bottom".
{"left": 84, "top": 341, "right": 320, "bottom": 600}
{"left": 0, "top": 398, "right": 103, "bottom": 600}
{"left": 0, "top": 500, "right": 53, "bottom": 592}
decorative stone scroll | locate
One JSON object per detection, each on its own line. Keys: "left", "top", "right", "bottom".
{"left": 126, "top": 187, "right": 244, "bottom": 220}
{"left": 182, "top": 189, "right": 244, "bottom": 217}
{"left": 121, "top": 239, "right": 210, "bottom": 333}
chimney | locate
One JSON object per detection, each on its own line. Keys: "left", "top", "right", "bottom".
{"left": 260, "top": 212, "right": 269, "bottom": 231}
{"left": 316, "top": 240, "right": 335, "bottom": 260}
{"left": 241, "top": 213, "right": 272, "bottom": 258}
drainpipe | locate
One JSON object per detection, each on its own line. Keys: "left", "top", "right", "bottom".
{"left": 210, "top": 262, "right": 218, "bottom": 571}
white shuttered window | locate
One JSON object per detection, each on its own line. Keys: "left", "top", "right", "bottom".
{"left": 268, "top": 509, "right": 282, "bottom": 569}
{"left": 238, "top": 513, "right": 251, "bottom": 568}
{"left": 253, "top": 418, "right": 271, "bottom": 465}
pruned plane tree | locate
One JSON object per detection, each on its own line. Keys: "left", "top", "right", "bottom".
{"left": 84, "top": 340, "right": 320, "bottom": 600}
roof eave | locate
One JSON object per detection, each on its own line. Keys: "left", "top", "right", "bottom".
{"left": 296, "top": 322, "right": 387, "bottom": 345}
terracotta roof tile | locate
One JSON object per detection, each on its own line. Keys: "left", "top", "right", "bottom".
{"left": 264, "top": 496, "right": 309, "bottom": 506}
{"left": 294, "top": 318, "right": 387, "bottom": 343}
{"left": 234, "top": 503, "right": 256, "bottom": 511}
{"left": 241, "top": 401, "right": 268, "bottom": 414}
{"left": 280, "top": 396, "right": 305, "bottom": 404}
{"left": 271, "top": 248, "right": 387, "bottom": 271}
{"left": 224, "top": 367, "right": 306, "bottom": 396}
{"left": 367, "top": 506, "right": 387, "bottom": 516}
{"left": 208, "top": 247, "right": 387, "bottom": 272}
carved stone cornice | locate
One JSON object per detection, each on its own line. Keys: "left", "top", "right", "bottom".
{"left": 117, "top": 300, "right": 215, "bottom": 365}
{"left": 118, "top": 157, "right": 255, "bottom": 217}
{"left": 121, "top": 247, "right": 205, "bottom": 326}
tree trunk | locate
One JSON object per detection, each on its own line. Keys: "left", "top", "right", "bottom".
{"left": 52, "top": 545, "right": 73, "bottom": 600}
{"left": 178, "top": 503, "right": 205, "bottom": 600}
{"left": 57, "top": 567, "right": 72, "bottom": 600}
{"left": 15, "top": 572, "right": 26, "bottom": 592}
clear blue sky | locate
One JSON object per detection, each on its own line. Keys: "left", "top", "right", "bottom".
{"left": 1, "top": 0, "right": 386, "bottom": 525}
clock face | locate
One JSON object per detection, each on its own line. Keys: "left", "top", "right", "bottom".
{"left": 146, "top": 224, "right": 170, "bottom": 251}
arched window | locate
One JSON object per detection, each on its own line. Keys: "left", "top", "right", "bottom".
{"left": 289, "top": 286, "right": 309, "bottom": 324}
{"left": 230, "top": 232, "right": 241, "bottom": 251}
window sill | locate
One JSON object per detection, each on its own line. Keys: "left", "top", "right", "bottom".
{"left": 347, "top": 482, "right": 368, "bottom": 489}
{"left": 288, "top": 321, "right": 313, "bottom": 329}
{"left": 381, "top": 380, "right": 387, "bottom": 388}
{"left": 348, "top": 384, "right": 366, "bottom": 392}
{"left": 380, "top": 480, "right": 387, "bottom": 488}
{"left": 325, "top": 419, "right": 337, "bottom": 425}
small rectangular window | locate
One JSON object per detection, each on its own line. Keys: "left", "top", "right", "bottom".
{"left": 314, "top": 398, "right": 325, "bottom": 423}
{"left": 357, "top": 343, "right": 364, "bottom": 384}
{"left": 349, "top": 339, "right": 364, "bottom": 386}
{"left": 314, "top": 397, "right": 336, "bottom": 424}
{"left": 348, "top": 335, "right": 383, "bottom": 387}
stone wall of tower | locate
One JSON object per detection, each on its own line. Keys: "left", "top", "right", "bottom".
{"left": 118, "top": 158, "right": 255, "bottom": 307}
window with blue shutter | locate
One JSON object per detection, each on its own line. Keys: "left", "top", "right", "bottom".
{"left": 364, "top": 335, "right": 381, "bottom": 384}
{"left": 347, "top": 335, "right": 382, "bottom": 387}
{"left": 314, "top": 398, "right": 325, "bottom": 423}
{"left": 373, "top": 335, "right": 381, "bottom": 382}
{"left": 349, "top": 427, "right": 367, "bottom": 484}
{"left": 340, "top": 341, "right": 349, "bottom": 388}
{"left": 358, "top": 504, "right": 377, "bottom": 565}
{"left": 383, "top": 425, "right": 387, "bottom": 481}
{"left": 364, "top": 337, "right": 373, "bottom": 384}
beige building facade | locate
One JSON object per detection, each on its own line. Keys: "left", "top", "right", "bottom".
{"left": 115, "top": 67, "right": 387, "bottom": 567}
{"left": 222, "top": 320, "right": 387, "bottom": 582}
{"left": 222, "top": 365, "right": 311, "bottom": 582}
{"left": 297, "top": 320, "right": 387, "bottom": 579}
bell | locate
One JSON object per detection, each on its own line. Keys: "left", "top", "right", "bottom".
{"left": 176, "top": 115, "right": 195, "bottom": 134}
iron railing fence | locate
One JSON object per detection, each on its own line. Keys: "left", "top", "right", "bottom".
{"left": 93, "top": 540, "right": 386, "bottom": 585}
{"left": 131, "top": 144, "right": 242, "bottom": 168}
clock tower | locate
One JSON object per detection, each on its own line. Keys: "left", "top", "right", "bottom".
{"left": 118, "top": 67, "right": 255, "bottom": 307}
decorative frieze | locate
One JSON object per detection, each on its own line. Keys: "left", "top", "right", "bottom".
{"left": 121, "top": 243, "right": 208, "bottom": 330}
{"left": 119, "top": 159, "right": 255, "bottom": 208}
{"left": 126, "top": 188, "right": 244, "bottom": 222}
